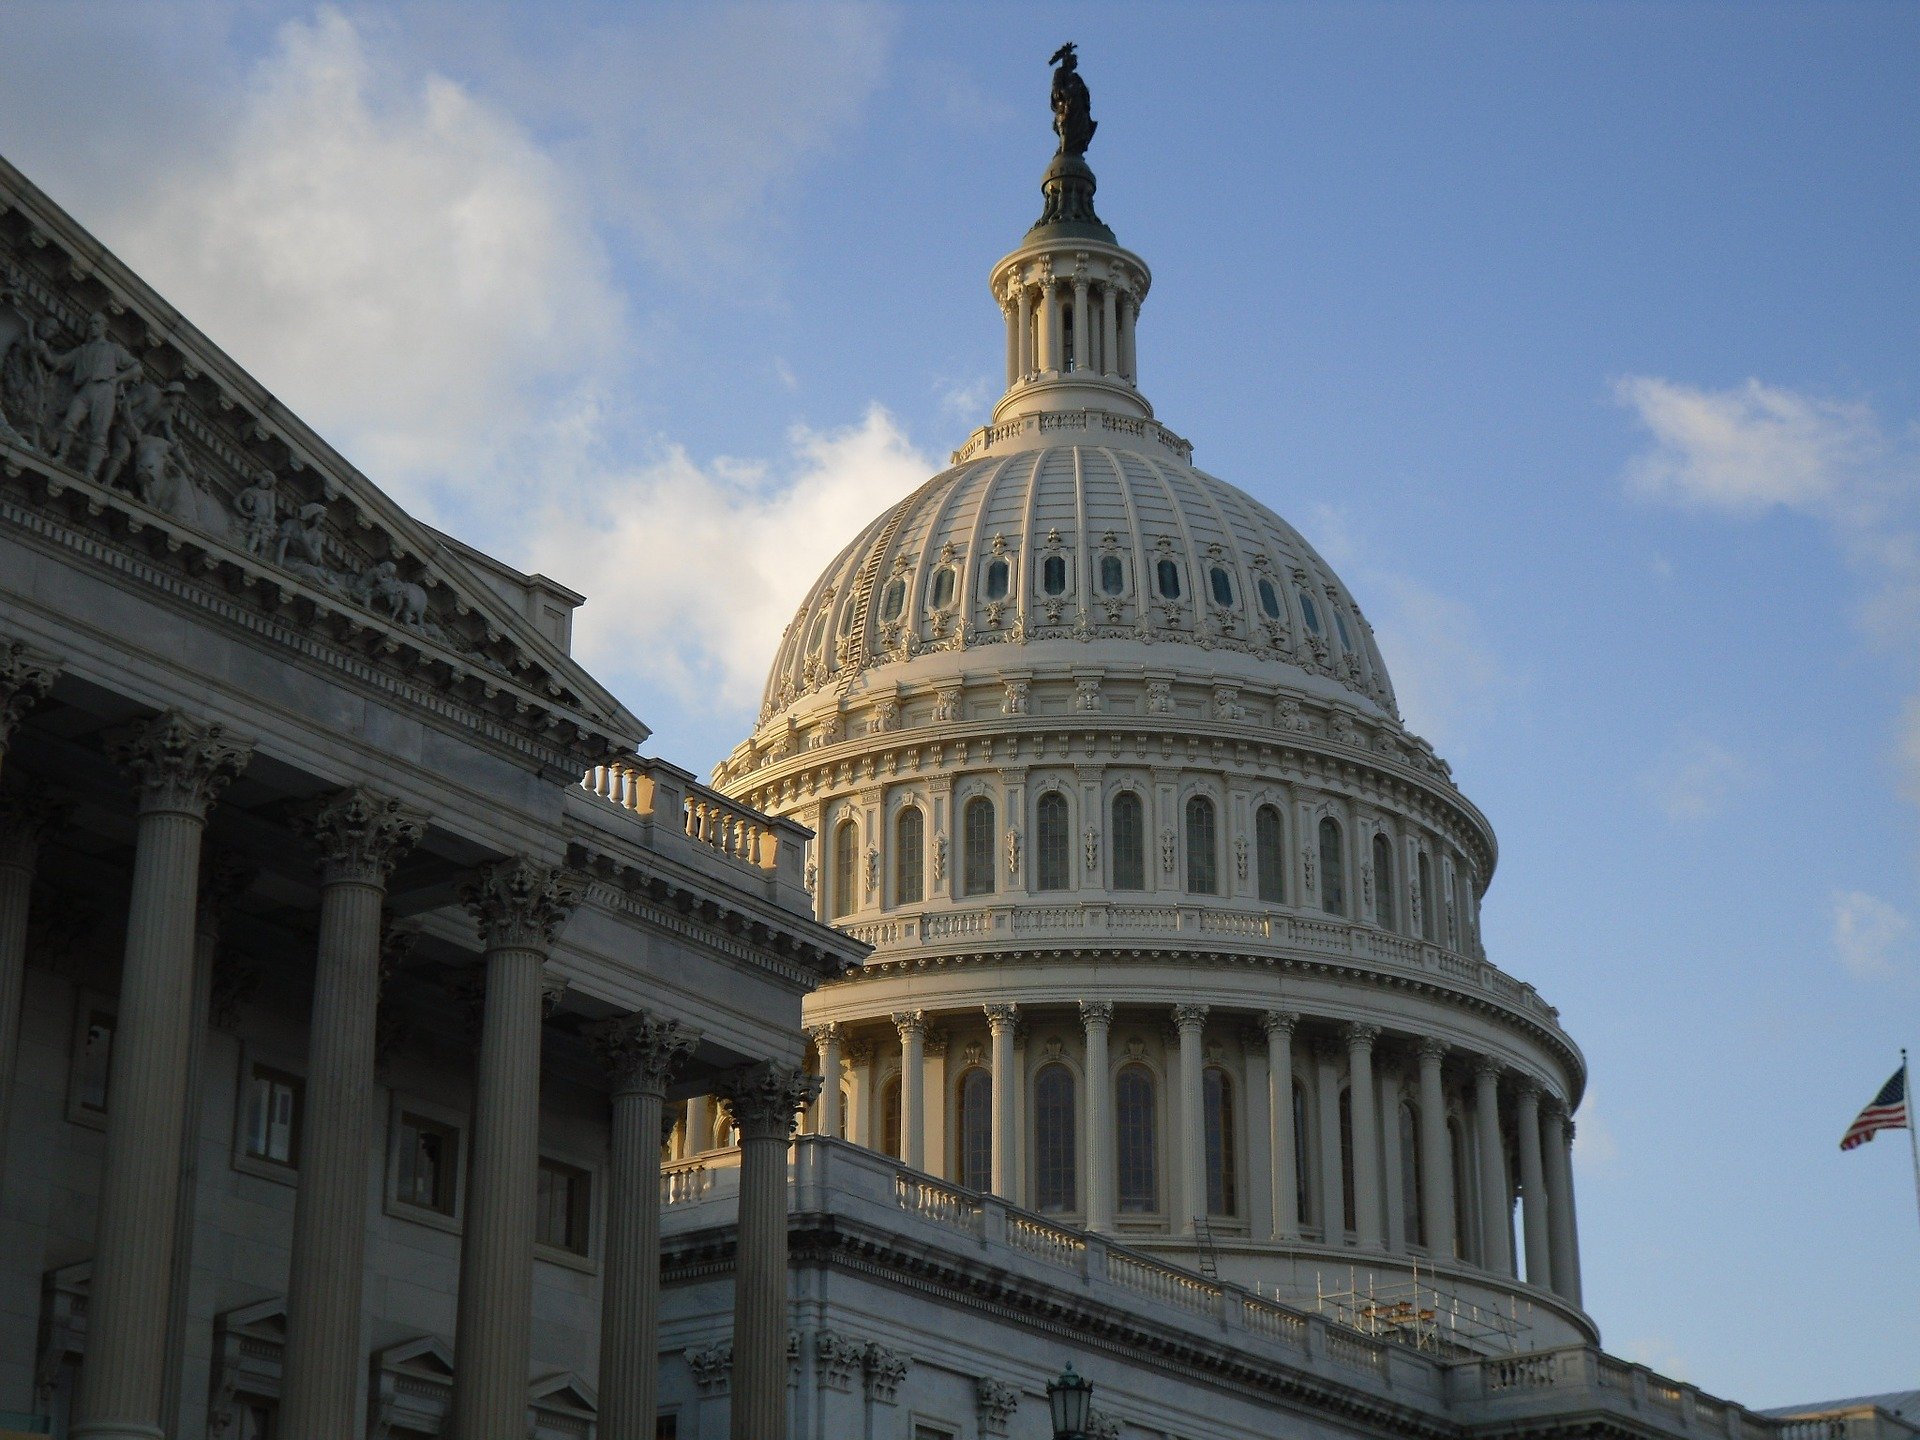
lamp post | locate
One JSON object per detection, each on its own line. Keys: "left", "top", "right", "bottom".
{"left": 1047, "top": 1363, "right": 1093, "bottom": 1440}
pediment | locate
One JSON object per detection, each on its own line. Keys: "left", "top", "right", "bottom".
{"left": 375, "top": 1334, "right": 457, "bottom": 1380}
{"left": 0, "top": 152, "right": 646, "bottom": 773}
{"left": 215, "top": 1296, "right": 289, "bottom": 1344}
{"left": 529, "top": 1371, "right": 597, "bottom": 1416}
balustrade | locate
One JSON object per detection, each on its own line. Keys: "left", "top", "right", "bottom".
{"left": 1006, "top": 1214, "right": 1086, "bottom": 1269}
{"left": 894, "top": 1173, "right": 983, "bottom": 1234}
{"left": 1106, "top": 1250, "right": 1220, "bottom": 1315}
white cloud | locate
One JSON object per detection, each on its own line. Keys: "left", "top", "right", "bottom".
{"left": 1640, "top": 733, "right": 1745, "bottom": 823}
{"left": 1571, "top": 1098, "right": 1620, "bottom": 1175}
{"left": 1831, "top": 890, "right": 1908, "bottom": 981}
{"left": 938, "top": 374, "right": 997, "bottom": 425}
{"left": 524, "top": 405, "right": 932, "bottom": 712}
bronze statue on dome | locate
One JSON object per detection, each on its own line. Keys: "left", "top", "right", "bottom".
{"left": 1049, "top": 43, "right": 1096, "bottom": 156}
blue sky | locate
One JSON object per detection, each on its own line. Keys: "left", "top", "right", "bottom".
{"left": 4, "top": 0, "right": 1916, "bottom": 1403}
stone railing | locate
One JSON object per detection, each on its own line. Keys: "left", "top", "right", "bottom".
{"left": 661, "top": 1156, "right": 719, "bottom": 1207}
{"left": 893, "top": 1173, "right": 982, "bottom": 1235}
{"left": 1007, "top": 1213, "right": 1088, "bottom": 1269}
{"left": 1105, "top": 1249, "right": 1222, "bottom": 1316}
{"left": 1447, "top": 1346, "right": 1790, "bottom": 1440}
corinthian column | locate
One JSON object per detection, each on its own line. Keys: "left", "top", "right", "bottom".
{"left": 1541, "top": 1099, "right": 1580, "bottom": 1303}
{"left": 1080, "top": 1002, "right": 1114, "bottom": 1231}
{"left": 1344, "top": 1024, "right": 1383, "bottom": 1249}
{"left": 590, "top": 1012, "right": 698, "bottom": 1440}
{"left": 451, "top": 858, "right": 580, "bottom": 1440}
{"left": 1172, "top": 1004, "right": 1208, "bottom": 1231}
{"left": 1262, "top": 1011, "right": 1299, "bottom": 1242}
{"left": 75, "top": 711, "right": 251, "bottom": 1440}
{"left": 0, "top": 638, "right": 60, "bottom": 783}
{"left": 716, "top": 1062, "right": 817, "bottom": 1440}
{"left": 1071, "top": 275, "right": 1090, "bottom": 372}
{"left": 985, "top": 1004, "right": 1018, "bottom": 1198}
{"left": 1414, "top": 1038, "right": 1454, "bottom": 1260}
{"left": 0, "top": 791, "right": 65, "bottom": 1180}
{"left": 807, "top": 1023, "right": 843, "bottom": 1139}
{"left": 1472, "top": 1059, "right": 1513, "bottom": 1275}
{"left": 1515, "top": 1080, "right": 1552, "bottom": 1289}
{"left": 279, "top": 788, "right": 426, "bottom": 1440}
{"left": 892, "top": 1012, "right": 925, "bottom": 1169}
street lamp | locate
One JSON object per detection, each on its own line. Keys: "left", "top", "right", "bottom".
{"left": 1046, "top": 1363, "right": 1093, "bottom": 1440}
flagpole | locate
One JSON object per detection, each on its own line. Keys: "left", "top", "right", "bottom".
{"left": 1906, "top": 1049, "right": 1920, "bottom": 1238}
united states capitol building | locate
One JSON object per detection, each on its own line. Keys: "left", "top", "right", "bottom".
{"left": 0, "top": 45, "right": 1905, "bottom": 1440}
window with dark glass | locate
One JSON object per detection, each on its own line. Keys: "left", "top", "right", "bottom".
{"left": 1099, "top": 554, "right": 1125, "bottom": 595}
{"left": 984, "top": 559, "right": 1010, "bottom": 601}
{"left": 536, "top": 1158, "right": 591, "bottom": 1255}
{"left": 1041, "top": 554, "right": 1067, "bottom": 595}
{"left": 1156, "top": 558, "right": 1182, "bottom": 599}
{"left": 1418, "top": 851, "right": 1436, "bottom": 941}
{"left": 1372, "top": 832, "right": 1395, "bottom": 930}
{"left": 1255, "top": 804, "right": 1284, "bottom": 903}
{"left": 1399, "top": 1102, "right": 1425, "bottom": 1248}
{"left": 1204, "top": 1068, "right": 1237, "bottom": 1215}
{"left": 1333, "top": 608, "right": 1354, "bottom": 653}
{"left": 1293, "top": 1078, "right": 1312, "bottom": 1226}
{"left": 1209, "top": 566, "right": 1234, "bottom": 607}
{"left": 397, "top": 1113, "right": 458, "bottom": 1214}
{"left": 929, "top": 566, "right": 956, "bottom": 609}
{"left": 1035, "top": 791, "right": 1071, "bottom": 891}
{"left": 1338, "top": 1088, "right": 1356, "bottom": 1234}
{"left": 74, "top": 1009, "right": 115, "bottom": 1116}
{"left": 882, "top": 1076, "right": 902, "bottom": 1159}
{"left": 1034, "top": 1063, "right": 1077, "bottom": 1212}
{"left": 1318, "top": 817, "right": 1345, "bottom": 916}
{"left": 962, "top": 797, "right": 995, "bottom": 896}
{"left": 1062, "top": 304, "right": 1076, "bottom": 370}
{"left": 1185, "top": 795, "right": 1218, "bottom": 895}
{"left": 959, "top": 1069, "right": 992, "bottom": 1189}
{"left": 831, "top": 819, "right": 857, "bottom": 919}
{"left": 1111, "top": 791, "right": 1145, "bottom": 890}
{"left": 1116, "top": 1064, "right": 1157, "bottom": 1213}
{"left": 1298, "top": 589, "right": 1322, "bottom": 634}
{"left": 232, "top": 1400, "right": 275, "bottom": 1440}
{"left": 807, "top": 609, "right": 830, "bottom": 652}
{"left": 895, "top": 807, "right": 924, "bottom": 905}
{"left": 880, "top": 577, "right": 906, "bottom": 621}
{"left": 1257, "top": 577, "right": 1282, "bottom": 619}
{"left": 242, "top": 1065, "right": 303, "bottom": 1168}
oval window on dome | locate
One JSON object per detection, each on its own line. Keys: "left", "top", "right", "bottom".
{"left": 984, "top": 558, "right": 1010, "bottom": 601}
{"left": 1298, "top": 589, "right": 1322, "bottom": 634}
{"left": 1100, "top": 554, "right": 1126, "bottom": 595}
{"left": 880, "top": 577, "right": 906, "bottom": 622}
{"left": 1257, "top": 577, "right": 1282, "bottom": 619}
{"left": 1041, "top": 554, "right": 1067, "bottom": 596}
{"left": 1209, "top": 566, "right": 1234, "bottom": 608}
{"left": 1156, "top": 559, "right": 1182, "bottom": 600}
{"left": 1333, "top": 609, "right": 1354, "bottom": 653}
{"left": 929, "top": 566, "right": 956, "bottom": 609}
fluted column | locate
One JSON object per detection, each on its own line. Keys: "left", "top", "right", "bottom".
{"left": 1542, "top": 1103, "right": 1580, "bottom": 1305}
{"left": 1262, "top": 1011, "right": 1299, "bottom": 1242}
{"left": 1344, "top": 1024, "right": 1383, "bottom": 1249}
{"left": 1100, "top": 285, "right": 1119, "bottom": 377}
{"left": 279, "top": 789, "right": 426, "bottom": 1440}
{"left": 1557, "top": 1115, "right": 1584, "bottom": 1306}
{"left": 1119, "top": 294, "right": 1138, "bottom": 383}
{"left": 1515, "top": 1081, "right": 1552, "bottom": 1289}
{"left": 808, "top": 1024, "right": 843, "bottom": 1139}
{"left": 1016, "top": 285, "right": 1035, "bottom": 378}
{"left": 716, "top": 1062, "right": 817, "bottom": 1440}
{"left": 1173, "top": 1004, "right": 1208, "bottom": 1230}
{"left": 892, "top": 1011, "right": 924, "bottom": 1169}
{"left": 590, "top": 1012, "right": 698, "bottom": 1440}
{"left": 75, "top": 711, "right": 251, "bottom": 1440}
{"left": 986, "top": 1004, "right": 1017, "bottom": 1197}
{"left": 451, "top": 859, "right": 580, "bottom": 1440}
{"left": 1043, "top": 281, "right": 1064, "bottom": 373}
{"left": 1003, "top": 293, "right": 1019, "bottom": 388}
{"left": 1080, "top": 1002, "right": 1113, "bottom": 1231}
{"left": 0, "top": 792, "right": 64, "bottom": 1181}
{"left": 1414, "top": 1039, "right": 1454, "bottom": 1260}
{"left": 1472, "top": 1059, "right": 1513, "bottom": 1275}
{"left": 0, "top": 638, "right": 60, "bottom": 783}
{"left": 1071, "top": 276, "right": 1090, "bottom": 372}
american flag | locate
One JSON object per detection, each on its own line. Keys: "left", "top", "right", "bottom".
{"left": 1840, "top": 1066, "right": 1910, "bottom": 1151}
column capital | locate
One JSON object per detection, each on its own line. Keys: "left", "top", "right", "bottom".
{"left": 806, "top": 1022, "right": 843, "bottom": 1050}
{"left": 0, "top": 788, "right": 69, "bottom": 868}
{"left": 1472, "top": 1055, "right": 1505, "bottom": 1084}
{"left": 1514, "top": 1076, "right": 1543, "bottom": 1105}
{"left": 461, "top": 856, "right": 581, "bottom": 952}
{"left": 983, "top": 1003, "right": 1019, "bottom": 1032}
{"left": 1542, "top": 1092, "right": 1570, "bottom": 1120}
{"left": 0, "top": 638, "right": 60, "bottom": 753}
{"left": 1171, "top": 1003, "right": 1209, "bottom": 1033}
{"left": 891, "top": 1009, "right": 926, "bottom": 1042}
{"left": 588, "top": 1011, "right": 700, "bottom": 1099}
{"left": 108, "top": 709, "right": 253, "bottom": 818}
{"left": 1079, "top": 1000, "right": 1114, "bottom": 1029}
{"left": 715, "top": 1061, "right": 820, "bottom": 1142}
{"left": 1415, "top": 1035, "right": 1451, "bottom": 1063}
{"left": 1260, "top": 1009, "right": 1300, "bottom": 1039}
{"left": 297, "top": 784, "right": 428, "bottom": 885}
{"left": 1342, "top": 1021, "right": 1381, "bottom": 1050}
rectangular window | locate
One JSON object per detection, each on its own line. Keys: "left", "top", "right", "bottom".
{"left": 242, "top": 1066, "right": 303, "bottom": 1168}
{"left": 655, "top": 1417, "right": 679, "bottom": 1440}
{"left": 396, "top": 1113, "right": 459, "bottom": 1215}
{"left": 73, "top": 1009, "right": 115, "bottom": 1117}
{"left": 537, "top": 1158, "right": 591, "bottom": 1255}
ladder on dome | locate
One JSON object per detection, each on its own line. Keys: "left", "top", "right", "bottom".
{"left": 1191, "top": 1216, "right": 1220, "bottom": 1280}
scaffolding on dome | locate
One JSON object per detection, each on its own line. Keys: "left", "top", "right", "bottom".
{"left": 1267, "top": 1264, "right": 1533, "bottom": 1357}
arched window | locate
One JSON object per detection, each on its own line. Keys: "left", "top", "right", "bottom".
{"left": 1111, "top": 792, "right": 1145, "bottom": 891}
{"left": 895, "top": 807, "right": 924, "bottom": 905}
{"left": 1255, "top": 804, "right": 1285, "bottom": 903}
{"left": 1256, "top": 577, "right": 1282, "bottom": 619}
{"left": 1318, "top": 817, "right": 1345, "bottom": 916}
{"left": 1333, "top": 608, "right": 1354, "bottom": 653}
{"left": 1292, "top": 1078, "right": 1313, "bottom": 1227}
{"left": 963, "top": 797, "right": 995, "bottom": 897}
{"left": 929, "top": 566, "right": 956, "bottom": 609}
{"left": 1156, "top": 558, "right": 1183, "bottom": 599}
{"left": 1185, "top": 795, "right": 1218, "bottom": 895}
{"left": 1449, "top": 1116, "right": 1473, "bottom": 1262}
{"left": 831, "top": 819, "right": 857, "bottom": 919}
{"left": 1208, "top": 566, "right": 1235, "bottom": 608}
{"left": 1099, "top": 554, "right": 1125, "bottom": 595}
{"left": 1041, "top": 554, "right": 1068, "bottom": 596}
{"left": 807, "top": 609, "right": 830, "bottom": 653}
{"left": 1455, "top": 866, "right": 1474, "bottom": 950}
{"left": 1034, "top": 1064, "right": 1077, "bottom": 1213}
{"left": 880, "top": 577, "right": 906, "bottom": 621}
{"left": 881, "top": 1075, "right": 902, "bottom": 1159}
{"left": 836, "top": 1089, "right": 850, "bottom": 1141}
{"left": 959, "top": 1069, "right": 992, "bottom": 1190}
{"left": 1035, "top": 792, "right": 1071, "bottom": 891}
{"left": 1203, "top": 1068, "right": 1237, "bottom": 1215}
{"left": 1399, "top": 1101, "right": 1425, "bottom": 1248}
{"left": 1338, "top": 1087, "right": 1356, "bottom": 1235}
{"left": 1116, "top": 1064, "right": 1157, "bottom": 1213}
{"left": 1372, "top": 832, "right": 1395, "bottom": 930}
{"left": 984, "top": 558, "right": 1010, "bottom": 601}
{"left": 1418, "top": 851, "right": 1437, "bottom": 941}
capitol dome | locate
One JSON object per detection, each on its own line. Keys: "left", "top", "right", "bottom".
{"left": 715, "top": 78, "right": 1591, "bottom": 1356}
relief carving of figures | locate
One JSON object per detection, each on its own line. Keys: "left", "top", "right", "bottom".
{"left": 1301, "top": 842, "right": 1316, "bottom": 892}
{"left": 350, "top": 560, "right": 430, "bottom": 629}
{"left": 0, "top": 306, "right": 58, "bottom": 449}
{"left": 1160, "top": 827, "right": 1177, "bottom": 873}
{"left": 1234, "top": 834, "right": 1248, "bottom": 882}
{"left": 136, "top": 383, "right": 230, "bottom": 537}
{"left": 100, "top": 370, "right": 167, "bottom": 491}
{"left": 1005, "top": 827, "right": 1021, "bottom": 876}
{"left": 1084, "top": 825, "right": 1099, "bottom": 874}
{"left": 231, "top": 472, "right": 281, "bottom": 557}
{"left": 931, "top": 832, "right": 948, "bottom": 884}
{"left": 863, "top": 846, "right": 880, "bottom": 900}
{"left": 49, "top": 312, "right": 140, "bottom": 480}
